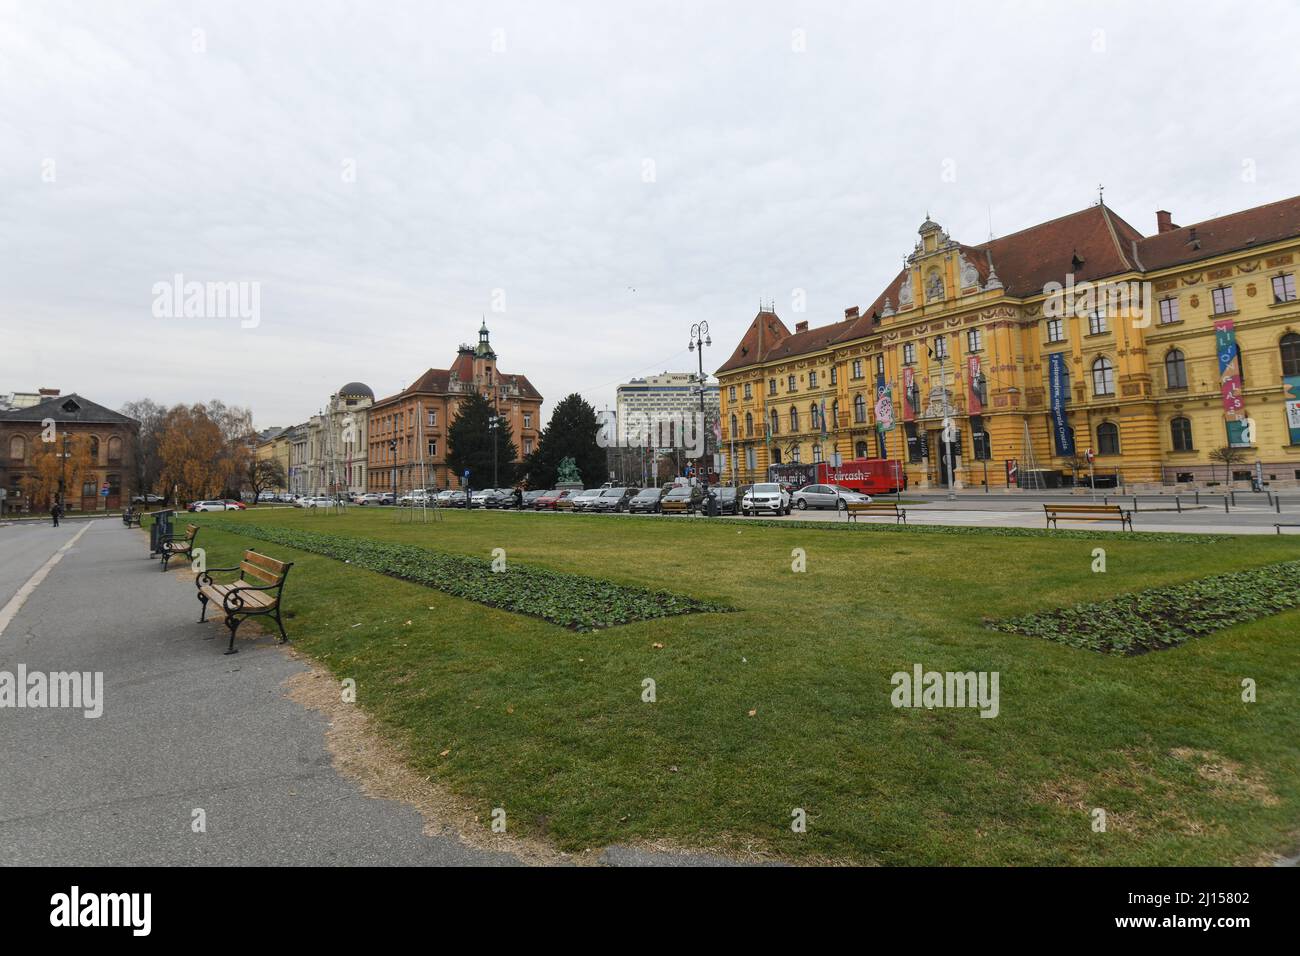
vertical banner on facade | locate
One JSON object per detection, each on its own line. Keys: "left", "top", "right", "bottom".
{"left": 1048, "top": 352, "right": 1074, "bottom": 456}
{"left": 902, "top": 366, "right": 916, "bottom": 421}
{"left": 1006, "top": 459, "right": 1019, "bottom": 487}
{"left": 1285, "top": 375, "right": 1300, "bottom": 446}
{"left": 874, "top": 380, "right": 895, "bottom": 433}
{"left": 966, "top": 355, "right": 983, "bottom": 415}
{"left": 1215, "top": 318, "right": 1249, "bottom": 446}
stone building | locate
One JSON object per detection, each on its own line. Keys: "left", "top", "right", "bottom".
{"left": 366, "top": 321, "right": 542, "bottom": 492}
{"left": 718, "top": 195, "right": 1300, "bottom": 490}
{"left": 0, "top": 390, "right": 138, "bottom": 511}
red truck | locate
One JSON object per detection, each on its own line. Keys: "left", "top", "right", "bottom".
{"left": 768, "top": 458, "right": 904, "bottom": 495}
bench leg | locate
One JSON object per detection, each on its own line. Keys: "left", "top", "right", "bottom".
{"left": 224, "top": 615, "right": 240, "bottom": 655}
{"left": 273, "top": 607, "right": 289, "bottom": 644}
{"left": 160, "top": 552, "right": 170, "bottom": 572}
{"left": 197, "top": 590, "right": 208, "bottom": 623}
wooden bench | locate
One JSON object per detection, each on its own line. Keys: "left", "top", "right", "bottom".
{"left": 1276, "top": 523, "right": 1300, "bottom": 535}
{"left": 660, "top": 498, "right": 694, "bottom": 515}
{"left": 196, "top": 550, "right": 293, "bottom": 655}
{"left": 160, "top": 524, "right": 200, "bottom": 571}
{"left": 1044, "top": 503, "right": 1133, "bottom": 531}
{"left": 122, "top": 508, "right": 142, "bottom": 528}
{"left": 845, "top": 501, "right": 906, "bottom": 524}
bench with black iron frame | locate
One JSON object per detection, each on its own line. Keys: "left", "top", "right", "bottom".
{"left": 160, "top": 524, "right": 200, "bottom": 571}
{"left": 1043, "top": 503, "right": 1133, "bottom": 531}
{"left": 196, "top": 550, "right": 293, "bottom": 655}
{"left": 845, "top": 501, "right": 906, "bottom": 524}
{"left": 122, "top": 508, "right": 142, "bottom": 528}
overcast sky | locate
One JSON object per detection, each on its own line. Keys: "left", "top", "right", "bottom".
{"left": 4, "top": 0, "right": 1299, "bottom": 429}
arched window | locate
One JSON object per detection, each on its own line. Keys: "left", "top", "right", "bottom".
{"left": 730, "top": 414, "right": 738, "bottom": 439}
{"left": 769, "top": 408, "right": 779, "bottom": 435}
{"left": 1165, "top": 349, "right": 1188, "bottom": 389}
{"left": 853, "top": 394, "right": 867, "bottom": 423}
{"left": 1170, "top": 417, "right": 1193, "bottom": 452}
{"left": 812, "top": 444, "right": 823, "bottom": 463}
{"left": 1282, "top": 332, "right": 1300, "bottom": 377}
{"left": 855, "top": 441, "right": 869, "bottom": 458}
{"left": 1091, "top": 357, "right": 1115, "bottom": 396}
{"left": 744, "top": 413, "right": 753, "bottom": 438}
{"left": 88, "top": 436, "right": 100, "bottom": 461}
{"left": 831, "top": 400, "right": 840, "bottom": 428}
{"left": 790, "top": 444, "right": 801, "bottom": 463}
{"left": 809, "top": 403, "right": 820, "bottom": 430}
{"left": 9, "top": 435, "right": 25, "bottom": 461}
{"left": 1097, "top": 421, "right": 1120, "bottom": 455}
{"left": 789, "top": 407, "right": 799, "bottom": 432}
{"left": 107, "top": 436, "right": 122, "bottom": 462}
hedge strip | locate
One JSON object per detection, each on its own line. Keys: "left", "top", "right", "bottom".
{"left": 201, "top": 521, "right": 731, "bottom": 631}
{"left": 986, "top": 559, "right": 1300, "bottom": 654}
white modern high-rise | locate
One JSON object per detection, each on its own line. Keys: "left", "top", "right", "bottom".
{"left": 615, "top": 372, "right": 720, "bottom": 449}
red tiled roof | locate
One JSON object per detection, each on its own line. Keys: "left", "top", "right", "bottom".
{"left": 716, "top": 311, "right": 792, "bottom": 373}
{"left": 1136, "top": 194, "right": 1300, "bottom": 271}
{"left": 372, "top": 364, "right": 542, "bottom": 407}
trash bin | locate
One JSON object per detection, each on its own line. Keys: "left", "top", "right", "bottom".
{"left": 150, "top": 509, "right": 175, "bottom": 555}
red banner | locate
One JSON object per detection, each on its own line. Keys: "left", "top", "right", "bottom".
{"left": 966, "top": 355, "right": 983, "bottom": 414}
{"left": 902, "top": 366, "right": 915, "bottom": 421}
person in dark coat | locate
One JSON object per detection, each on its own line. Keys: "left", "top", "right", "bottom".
{"left": 513, "top": 487, "right": 523, "bottom": 509}
{"left": 50, "top": 501, "right": 62, "bottom": 527}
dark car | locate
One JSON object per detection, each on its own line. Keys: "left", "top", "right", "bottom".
{"left": 534, "top": 489, "right": 571, "bottom": 510}
{"left": 709, "top": 486, "right": 739, "bottom": 515}
{"left": 592, "top": 487, "right": 639, "bottom": 512}
{"left": 483, "top": 488, "right": 516, "bottom": 508}
{"left": 627, "top": 487, "right": 667, "bottom": 514}
{"left": 522, "top": 489, "right": 549, "bottom": 508}
{"left": 660, "top": 484, "right": 704, "bottom": 514}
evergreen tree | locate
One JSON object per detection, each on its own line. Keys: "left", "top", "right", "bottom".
{"left": 525, "top": 393, "right": 605, "bottom": 489}
{"left": 447, "top": 393, "right": 518, "bottom": 488}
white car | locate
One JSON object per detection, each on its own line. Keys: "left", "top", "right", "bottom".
{"left": 191, "top": 500, "right": 237, "bottom": 512}
{"left": 741, "top": 482, "right": 792, "bottom": 516}
{"left": 302, "top": 496, "right": 334, "bottom": 508}
{"left": 793, "top": 484, "right": 872, "bottom": 511}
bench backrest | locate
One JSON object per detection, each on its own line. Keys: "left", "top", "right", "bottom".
{"left": 848, "top": 502, "right": 899, "bottom": 511}
{"left": 1045, "top": 504, "right": 1123, "bottom": 514}
{"left": 186, "top": 524, "right": 199, "bottom": 539}
{"left": 240, "top": 550, "right": 291, "bottom": 588}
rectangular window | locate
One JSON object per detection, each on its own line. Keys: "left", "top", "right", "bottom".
{"left": 523, "top": 413, "right": 532, "bottom": 429}
{"left": 768, "top": 379, "right": 777, "bottom": 395}
{"left": 1088, "top": 309, "right": 1108, "bottom": 335}
{"left": 745, "top": 446, "right": 756, "bottom": 471}
{"left": 829, "top": 366, "right": 837, "bottom": 385}
{"left": 808, "top": 370, "right": 817, "bottom": 388}
{"left": 728, "top": 386, "right": 736, "bottom": 401}
{"left": 787, "top": 375, "right": 796, "bottom": 392}
{"left": 875, "top": 355, "right": 885, "bottom": 377}
{"left": 743, "top": 383, "right": 752, "bottom": 399}
{"left": 428, "top": 440, "right": 438, "bottom": 457}
{"left": 902, "top": 343, "right": 916, "bottom": 365}
{"left": 1046, "top": 318, "right": 1064, "bottom": 343}
{"left": 1212, "top": 286, "right": 1235, "bottom": 314}
{"left": 1158, "top": 297, "right": 1179, "bottom": 324}
{"left": 933, "top": 336, "right": 948, "bottom": 360}
{"left": 523, "top": 439, "right": 533, "bottom": 455}
{"left": 851, "top": 359, "right": 863, "bottom": 379}
{"left": 428, "top": 410, "right": 437, "bottom": 426}
{"left": 967, "top": 328, "right": 983, "bottom": 352}
{"left": 1272, "top": 273, "right": 1296, "bottom": 303}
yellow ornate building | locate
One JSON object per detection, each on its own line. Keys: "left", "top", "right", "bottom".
{"left": 718, "top": 196, "right": 1300, "bottom": 490}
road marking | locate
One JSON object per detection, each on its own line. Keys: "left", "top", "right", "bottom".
{"left": 0, "top": 521, "right": 94, "bottom": 638}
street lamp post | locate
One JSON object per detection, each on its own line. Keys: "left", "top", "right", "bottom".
{"left": 388, "top": 438, "right": 397, "bottom": 504}
{"left": 59, "top": 433, "right": 70, "bottom": 512}
{"left": 688, "top": 321, "right": 711, "bottom": 483}
{"left": 488, "top": 414, "right": 500, "bottom": 487}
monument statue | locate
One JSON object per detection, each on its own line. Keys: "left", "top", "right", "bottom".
{"left": 556, "top": 456, "right": 581, "bottom": 485}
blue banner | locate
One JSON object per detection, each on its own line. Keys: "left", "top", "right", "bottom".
{"left": 1048, "top": 352, "right": 1074, "bottom": 457}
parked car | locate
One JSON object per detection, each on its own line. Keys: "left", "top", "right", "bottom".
{"left": 397, "top": 490, "right": 429, "bottom": 506}
{"left": 434, "top": 489, "right": 460, "bottom": 508}
{"left": 593, "top": 486, "right": 640, "bottom": 512}
{"left": 661, "top": 484, "right": 704, "bottom": 514}
{"left": 627, "top": 487, "right": 667, "bottom": 514}
{"left": 522, "top": 489, "right": 549, "bottom": 508}
{"left": 131, "top": 493, "right": 165, "bottom": 505}
{"left": 302, "top": 496, "right": 334, "bottom": 508}
{"left": 482, "top": 488, "right": 516, "bottom": 508}
{"left": 709, "top": 486, "right": 739, "bottom": 515}
{"left": 793, "top": 483, "right": 872, "bottom": 511}
{"left": 741, "top": 482, "right": 791, "bottom": 516}
{"left": 189, "top": 500, "right": 237, "bottom": 512}
{"left": 222, "top": 499, "right": 247, "bottom": 510}
{"left": 534, "top": 489, "right": 571, "bottom": 510}
{"left": 568, "top": 489, "right": 604, "bottom": 512}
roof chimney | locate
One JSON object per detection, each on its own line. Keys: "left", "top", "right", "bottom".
{"left": 844, "top": 306, "right": 860, "bottom": 320}
{"left": 38, "top": 388, "right": 60, "bottom": 396}
{"left": 1156, "top": 210, "right": 1178, "bottom": 233}
{"left": 794, "top": 320, "right": 809, "bottom": 333}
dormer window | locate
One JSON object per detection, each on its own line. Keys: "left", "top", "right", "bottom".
{"left": 61, "top": 399, "right": 80, "bottom": 414}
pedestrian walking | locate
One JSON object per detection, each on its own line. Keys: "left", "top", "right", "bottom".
{"left": 50, "top": 501, "right": 62, "bottom": 527}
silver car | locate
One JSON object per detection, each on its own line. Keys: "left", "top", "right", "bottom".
{"left": 793, "top": 484, "right": 872, "bottom": 511}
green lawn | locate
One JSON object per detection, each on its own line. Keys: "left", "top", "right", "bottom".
{"left": 181, "top": 507, "right": 1300, "bottom": 865}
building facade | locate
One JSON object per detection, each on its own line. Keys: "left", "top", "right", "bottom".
{"left": 718, "top": 195, "right": 1300, "bottom": 490}
{"left": 0, "top": 391, "right": 139, "bottom": 511}
{"left": 366, "top": 322, "right": 543, "bottom": 492}
{"left": 615, "top": 372, "right": 720, "bottom": 448}
{"left": 301, "top": 383, "right": 373, "bottom": 496}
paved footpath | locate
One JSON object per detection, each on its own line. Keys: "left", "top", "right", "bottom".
{"left": 0, "top": 519, "right": 520, "bottom": 866}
